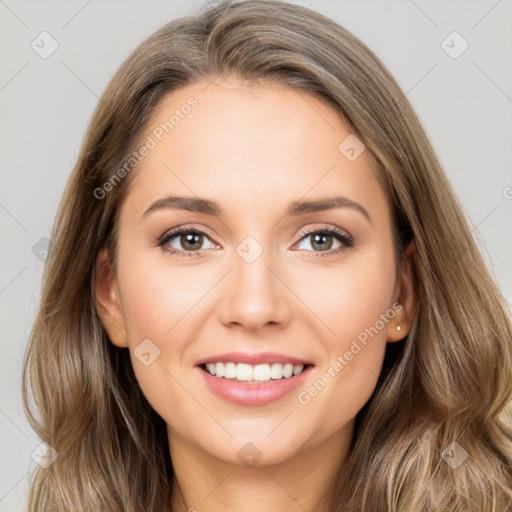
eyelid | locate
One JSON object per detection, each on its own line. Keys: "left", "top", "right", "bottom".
{"left": 157, "top": 224, "right": 216, "bottom": 243}
{"left": 294, "top": 224, "right": 353, "bottom": 245}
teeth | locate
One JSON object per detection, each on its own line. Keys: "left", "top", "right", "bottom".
{"left": 204, "top": 362, "right": 306, "bottom": 381}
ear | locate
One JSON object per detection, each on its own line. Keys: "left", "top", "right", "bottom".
{"left": 94, "top": 248, "right": 128, "bottom": 348}
{"left": 386, "top": 240, "right": 417, "bottom": 342}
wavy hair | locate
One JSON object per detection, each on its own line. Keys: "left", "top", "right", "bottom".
{"left": 22, "top": 0, "right": 512, "bottom": 510}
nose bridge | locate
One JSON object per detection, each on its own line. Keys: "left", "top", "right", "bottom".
{"left": 219, "top": 234, "right": 288, "bottom": 329}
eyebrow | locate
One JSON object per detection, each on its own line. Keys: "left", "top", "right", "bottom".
{"left": 143, "top": 195, "right": 372, "bottom": 224}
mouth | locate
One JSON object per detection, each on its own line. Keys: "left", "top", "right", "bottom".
{"left": 199, "top": 362, "right": 313, "bottom": 383}
{"left": 196, "top": 361, "right": 315, "bottom": 406}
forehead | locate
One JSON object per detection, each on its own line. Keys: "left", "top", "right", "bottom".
{"left": 121, "top": 78, "right": 388, "bottom": 224}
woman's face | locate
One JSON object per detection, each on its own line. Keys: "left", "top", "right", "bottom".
{"left": 97, "top": 77, "right": 412, "bottom": 467}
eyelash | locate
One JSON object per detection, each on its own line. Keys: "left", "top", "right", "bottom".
{"left": 156, "top": 225, "right": 354, "bottom": 258}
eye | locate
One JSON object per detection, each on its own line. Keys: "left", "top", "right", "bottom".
{"left": 293, "top": 226, "right": 354, "bottom": 257}
{"left": 157, "top": 225, "right": 354, "bottom": 258}
{"left": 157, "top": 226, "right": 218, "bottom": 257}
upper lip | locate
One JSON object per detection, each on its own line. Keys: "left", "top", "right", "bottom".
{"left": 195, "top": 351, "right": 313, "bottom": 367}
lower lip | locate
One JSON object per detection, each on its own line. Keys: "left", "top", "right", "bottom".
{"left": 196, "top": 365, "right": 314, "bottom": 406}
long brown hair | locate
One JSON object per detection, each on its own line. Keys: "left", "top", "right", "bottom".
{"left": 22, "top": 1, "right": 512, "bottom": 510}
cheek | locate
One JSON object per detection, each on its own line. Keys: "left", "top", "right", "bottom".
{"left": 115, "top": 245, "right": 221, "bottom": 394}
{"left": 294, "top": 249, "right": 396, "bottom": 349}
{"left": 117, "top": 247, "right": 212, "bottom": 344}
{"left": 115, "top": 253, "right": 201, "bottom": 418}
{"left": 120, "top": 267, "right": 175, "bottom": 342}
{"left": 291, "top": 249, "right": 396, "bottom": 436}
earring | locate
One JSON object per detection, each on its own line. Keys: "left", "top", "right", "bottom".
{"left": 396, "top": 325, "right": 401, "bottom": 331}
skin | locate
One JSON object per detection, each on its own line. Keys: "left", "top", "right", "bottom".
{"left": 95, "top": 77, "right": 416, "bottom": 512}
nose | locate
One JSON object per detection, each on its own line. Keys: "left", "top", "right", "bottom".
{"left": 217, "top": 243, "right": 291, "bottom": 332}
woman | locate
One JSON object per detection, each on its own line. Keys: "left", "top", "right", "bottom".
{"left": 22, "top": 1, "right": 512, "bottom": 510}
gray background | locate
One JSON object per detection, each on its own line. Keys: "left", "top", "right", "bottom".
{"left": 1, "top": 0, "right": 511, "bottom": 509}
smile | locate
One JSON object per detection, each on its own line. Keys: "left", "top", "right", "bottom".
{"left": 197, "top": 363, "right": 314, "bottom": 406}
{"left": 203, "top": 362, "right": 308, "bottom": 382}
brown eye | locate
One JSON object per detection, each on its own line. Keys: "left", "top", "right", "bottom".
{"left": 158, "top": 227, "right": 217, "bottom": 256}
{"left": 179, "top": 232, "right": 204, "bottom": 251}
